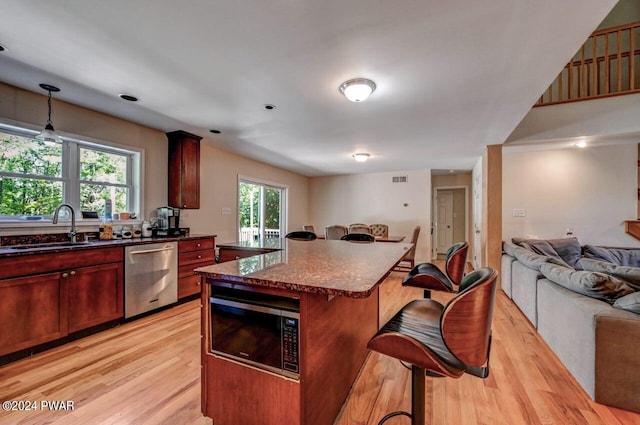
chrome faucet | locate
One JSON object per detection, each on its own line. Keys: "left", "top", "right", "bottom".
{"left": 52, "top": 203, "right": 78, "bottom": 243}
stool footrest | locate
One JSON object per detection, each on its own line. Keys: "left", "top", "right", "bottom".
{"left": 378, "top": 411, "right": 411, "bottom": 425}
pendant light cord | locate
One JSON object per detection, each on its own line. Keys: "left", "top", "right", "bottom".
{"left": 47, "top": 90, "right": 53, "bottom": 125}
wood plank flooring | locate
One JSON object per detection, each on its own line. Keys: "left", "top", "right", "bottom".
{"left": 1, "top": 270, "right": 639, "bottom": 425}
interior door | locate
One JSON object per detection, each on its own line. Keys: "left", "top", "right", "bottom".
{"left": 436, "top": 190, "right": 454, "bottom": 254}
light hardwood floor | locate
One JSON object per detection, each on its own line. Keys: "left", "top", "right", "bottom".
{"left": 1, "top": 270, "right": 639, "bottom": 425}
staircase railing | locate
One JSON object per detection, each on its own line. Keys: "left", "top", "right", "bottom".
{"left": 536, "top": 21, "right": 640, "bottom": 106}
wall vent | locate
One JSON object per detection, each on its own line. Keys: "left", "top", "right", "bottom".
{"left": 392, "top": 176, "right": 408, "bottom": 183}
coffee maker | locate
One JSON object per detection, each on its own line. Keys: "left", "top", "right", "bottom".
{"left": 155, "top": 207, "right": 184, "bottom": 236}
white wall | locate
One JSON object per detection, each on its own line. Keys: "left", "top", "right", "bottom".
{"left": 309, "top": 170, "right": 431, "bottom": 263}
{"left": 181, "top": 146, "right": 309, "bottom": 243}
{"left": 503, "top": 143, "right": 639, "bottom": 246}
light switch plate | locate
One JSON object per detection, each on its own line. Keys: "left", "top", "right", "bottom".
{"left": 512, "top": 208, "right": 526, "bottom": 217}
{"left": 221, "top": 208, "right": 231, "bottom": 215}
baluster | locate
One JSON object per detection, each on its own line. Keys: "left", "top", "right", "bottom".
{"left": 592, "top": 34, "right": 597, "bottom": 96}
{"left": 630, "top": 28, "right": 635, "bottom": 90}
{"left": 617, "top": 29, "right": 623, "bottom": 92}
{"left": 605, "top": 32, "right": 610, "bottom": 94}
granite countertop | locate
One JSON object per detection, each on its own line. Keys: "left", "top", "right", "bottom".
{"left": 196, "top": 239, "right": 413, "bottom": 298}
{"left": 0, "top": 234, "right": 216, "bottom": 257}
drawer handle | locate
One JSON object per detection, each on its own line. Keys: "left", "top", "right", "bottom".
{"left": 70, "top": 270, "right": 76, "bottom": 276}
{"left": 196, "top": 243, "right": 201, "bottom": 247}
{"left": 62, "top": 272, "right": 69, "bottom": 278}
{"left": 197, "top": 255, "right": 202, "bottom": 259}
{"left": 196, "top": 281, "right": 201, "bottom": 286}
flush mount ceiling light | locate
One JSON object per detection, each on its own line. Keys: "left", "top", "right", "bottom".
{"left": 339, "top": 78, "right": 376, "bottom": 102}
{"left": 36, "top": 83, "right": 62, "bottom": 144}
{"left": 574, "top": 140, "right": 587, "bottom": 148}
{"left": 209, "top": 129, "right": 221, "bottom": 134}
{"left": 353, "top": 153, "right": 370, "bottom": 162}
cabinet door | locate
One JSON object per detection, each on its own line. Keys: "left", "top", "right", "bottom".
{"left": 0, "top": 272, "right": 67, "bottom": 356}
{"left": 167, "top": 130, "right": 202, "bottom": 209}
{"left": 67, "top": 263, "right": 123, "bottom": 333}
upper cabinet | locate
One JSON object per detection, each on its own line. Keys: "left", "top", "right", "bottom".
{"left": 167, "top": 130, "right": 202, "bottom": 209}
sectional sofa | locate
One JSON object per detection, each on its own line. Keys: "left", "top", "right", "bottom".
{"left": 501, "top": 237, "right": 640, "bottom": 413}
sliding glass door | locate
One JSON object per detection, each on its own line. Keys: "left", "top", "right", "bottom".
{"left": 238, "top": 179, "right": 286, "bottom": 242}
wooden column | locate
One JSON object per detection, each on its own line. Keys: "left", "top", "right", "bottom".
{"left": 485, "top": 145, "right": 502, "bottom": 287}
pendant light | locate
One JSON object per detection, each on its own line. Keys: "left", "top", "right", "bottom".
{"left": 36, "top": 83, "right": 62, "bottom": 144}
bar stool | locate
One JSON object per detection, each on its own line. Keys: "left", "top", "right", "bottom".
{"left": 285, "top": 231, "right": 317, "bottom": 240}
{"left": 367, "top": 267, "right": 498, "bottom": 425}
{"left": 402, "top": 241, "right": 468, "bottom": 298}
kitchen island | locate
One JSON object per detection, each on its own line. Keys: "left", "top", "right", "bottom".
{"left": 195, "top": 238, "right": 412, "bottom": 425}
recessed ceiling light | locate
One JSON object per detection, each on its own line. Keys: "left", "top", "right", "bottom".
{"left": 575, "top": 140, "right": 587, "bottom": 148}
{"left": 119, "top": 94, "right": 138, "bottom": 102}
{"left": 353, "top": 153, "right": 370, "bottom": 162}
{"left": 209, "top": 129, "right": 221, "bottom": 134}
{"left": 340, "top": 78, "right": 376, "bottom": 102}
{"left": 264, "top": 104, "right": 276, "bottom": 110}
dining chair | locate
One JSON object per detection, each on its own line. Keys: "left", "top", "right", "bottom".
{"left": 394, "top": 226, "right": 421, "bottom": 271}
{"left": 367, "top": 267, "right": 498, "bottom": 425}
{"left": 325, "top": 225, "right": 348, "bottom": 240}
{"left": 370, "top": 224, "right": 389, "bottom": 238}
{"left": 349, "top": 223, "right": 372, "bottom": 234}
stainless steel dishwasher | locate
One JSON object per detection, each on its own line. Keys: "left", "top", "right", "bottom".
{"left": 124, "top": 241, "right": 178, "bottom": 318}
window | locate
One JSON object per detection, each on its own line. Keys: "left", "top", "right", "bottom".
{"left": 0, "top": 125, "right": 139, "bottom": 219}
{"left": 238, "top": 178, "right": 286, "bottom": 242}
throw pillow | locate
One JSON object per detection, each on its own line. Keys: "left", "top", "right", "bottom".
{"left": 539, "top": 262, "right": 635, "bottom": 304}
{"left": 511, "top": 245, "right": 554, "bottom": 271}
{"left": 583, "top": 245, "right": 640, "bottom": 267}
{"left": 577, "top": 258, "right": 640, "bottom": 291}
{"left": 613, "top": 292, "right": 640, "bottom": 314}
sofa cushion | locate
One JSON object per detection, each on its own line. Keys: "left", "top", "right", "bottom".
{"left": 505, "top": 243, "right": 559, "bottom": 271}
{"left": 613, "top": 292, "right": 640, "bottom": 314}
{"left": 577, "top": 258, "right": 640, "bottom": 291}
{"left": 539, "top": 262, "right": 635, "bottom": 304}
{"left": 583, "top": 245, "right": 640, "bottom": 267}
{"left": 512, "top": 237, "right": 582, "bottom": 268}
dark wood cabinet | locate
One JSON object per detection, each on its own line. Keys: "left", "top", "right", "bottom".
{"left": 0, "top": 272, "right": 67, "bottom": 356}
{"left": 167, "top": 130, "right": 202, "bottom": 209}
{"left": 178, "top": 237, "right": 215, "bottom": 298}
{"left": 0, "top": 247, "right": 124, "bottom": 356}
{"left": 67, "top": 262, "right": 123, "bottom": 333}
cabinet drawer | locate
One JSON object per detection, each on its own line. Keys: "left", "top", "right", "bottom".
{"left": 179, "top": 250, "right": 215, "bottom": 266}
{"left": 178, "top": 274, "right": 202, "bottom": 298}
{"left": 179, "top": 238, "right": 214, "bottom": 253}
{"left": 179, "top": 261, "right": 214, "bottom": 278}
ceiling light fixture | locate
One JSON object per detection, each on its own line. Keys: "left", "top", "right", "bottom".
{"left": 575, "top": 140, "right": 587, "bottom": 148}
{"left": 353, "top": 153, "right": 370, "bottom": 162}
{"left": 339, "top": 78, "right": 376, "bottom": 102}
{"left": 36, "top": 83, "right": 62, "bottom": 144}
{"left": 209, "top": 129, "right": 221, "bottom": 134}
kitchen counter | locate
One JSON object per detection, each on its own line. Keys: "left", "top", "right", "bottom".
{"left": 196, "top": 239, "right": 412, "bottom": 297}
{"left": 0, "top": 234, "right": 216, "bottom": 257}
{"left": 198, "top": 238, "right": 412, "bottom": 425}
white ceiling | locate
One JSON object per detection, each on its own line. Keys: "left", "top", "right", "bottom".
{"left": 0, "top": 0, "right": 617, "bottom": 176}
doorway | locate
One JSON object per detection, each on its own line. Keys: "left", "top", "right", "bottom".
{"left": 433, "top": 186, "right": 468, "bottom": 259}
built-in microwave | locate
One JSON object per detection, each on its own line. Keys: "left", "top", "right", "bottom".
{"left": 209, "top": 286, "right": 300, "bottom": 378}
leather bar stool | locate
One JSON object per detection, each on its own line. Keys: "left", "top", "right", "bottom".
{"left": 402, "top": 241, "right": 468, "bottom": 298}
{"left": 368, "top": 267, "right": 498, "bottom": 425}
{"left": 284, "top": 231, "right": 317, "bottom": 240}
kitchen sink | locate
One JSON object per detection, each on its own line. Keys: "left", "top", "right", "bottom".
{"left": 9, "top": 241, "right": 91, "bottom": 250}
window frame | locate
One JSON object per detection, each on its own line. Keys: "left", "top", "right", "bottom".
{"left": 0, "top": 119, "right": 143, "bottom": 224}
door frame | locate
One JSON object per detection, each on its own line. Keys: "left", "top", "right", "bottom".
{"left": 432, "top": 185, "right": 469, "bottom": 260}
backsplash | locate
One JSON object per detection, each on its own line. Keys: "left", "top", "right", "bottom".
{"left": 0, "top": 232, "right": 99, "bottom": 246}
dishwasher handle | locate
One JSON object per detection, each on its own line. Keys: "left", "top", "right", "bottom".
{"left": 129, "top": 246, "right": 175, "bottom": 255}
